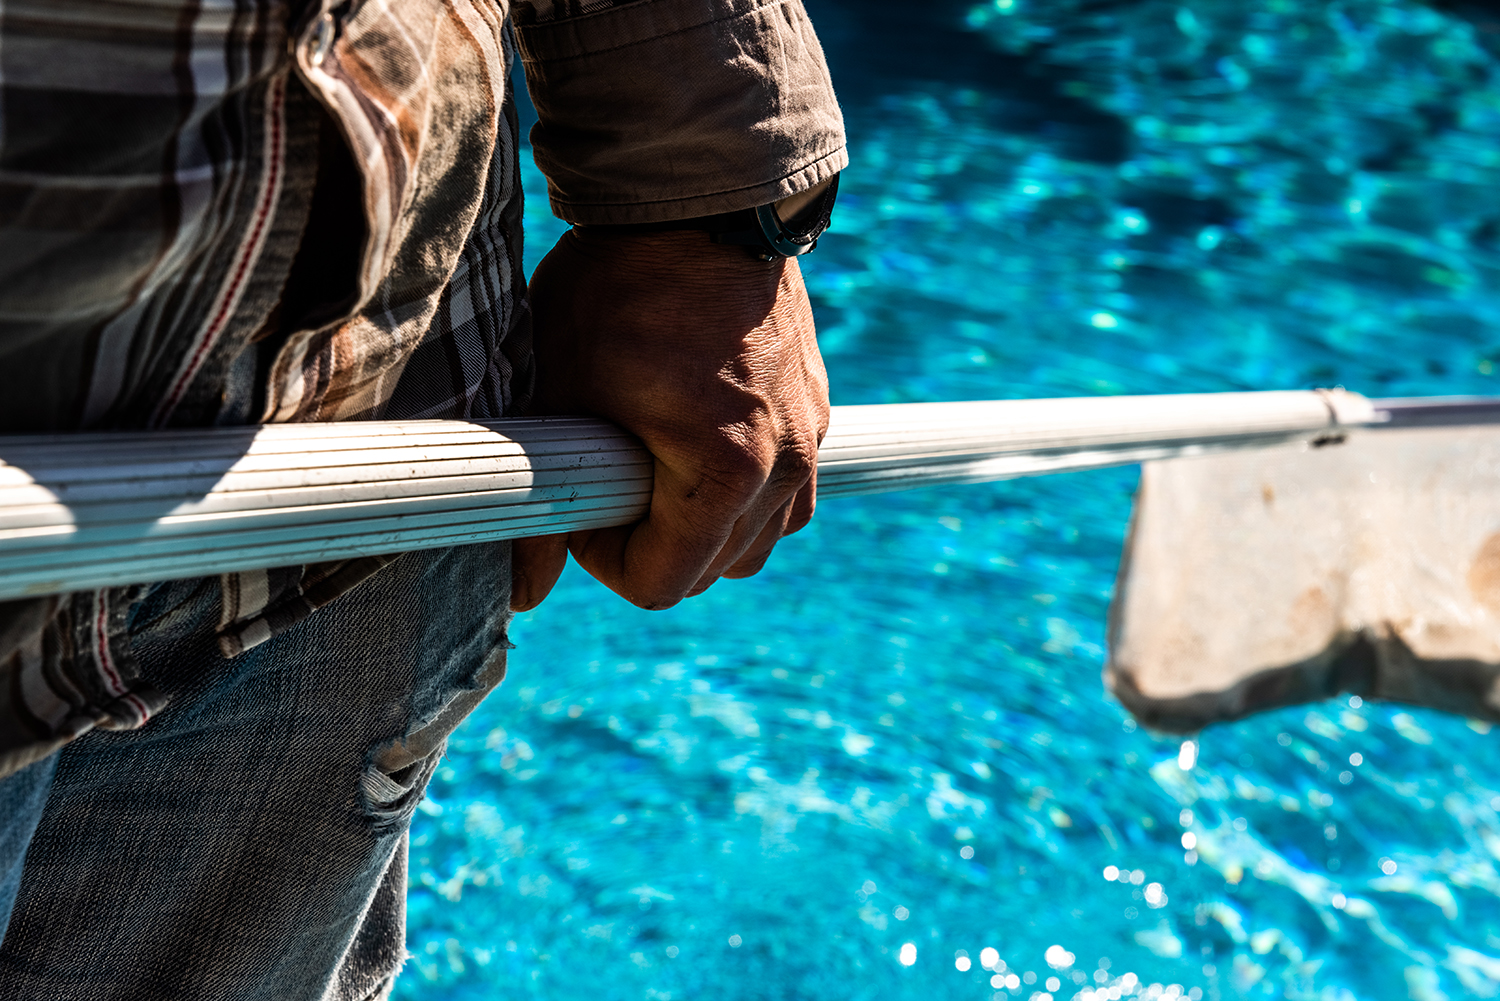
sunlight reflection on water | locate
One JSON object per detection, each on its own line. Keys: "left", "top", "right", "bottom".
{"left": 399, "top": 1, "right": 1500, "bottom": 998}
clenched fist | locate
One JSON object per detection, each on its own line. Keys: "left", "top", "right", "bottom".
{"left": 510, "top": 228, "right": 830, "bottom": 611}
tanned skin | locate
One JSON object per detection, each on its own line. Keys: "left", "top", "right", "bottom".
{"left": 510, "top": 229, "right": 830, "bottom": 612}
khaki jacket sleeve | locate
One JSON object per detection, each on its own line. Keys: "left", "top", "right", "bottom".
{"left": 514, "top": 0, "right": 847, "bottom": 225}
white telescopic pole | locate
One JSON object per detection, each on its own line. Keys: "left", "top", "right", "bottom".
{"left": 0, "top": 388, "right": 1426, "bottom": 600}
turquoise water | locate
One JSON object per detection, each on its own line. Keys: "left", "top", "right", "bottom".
{"left": 396, "top": 2, "right": 1500, "bottom": 998}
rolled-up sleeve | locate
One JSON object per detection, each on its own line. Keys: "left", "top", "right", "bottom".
{"left": 514, "top": 0, "right": 847, "bottom": 225}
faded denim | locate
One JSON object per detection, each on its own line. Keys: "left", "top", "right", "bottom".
{"left": 0, "top": 540, "right": 512, "bottom": 1000}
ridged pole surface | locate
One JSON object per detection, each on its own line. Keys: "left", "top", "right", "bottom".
{"left": 0, "top": 390, "right": 1378, "bottom": 599}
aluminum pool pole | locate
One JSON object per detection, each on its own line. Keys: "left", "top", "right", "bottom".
{"left": 0, "top": 389, "right": 1487, "bottom": 601}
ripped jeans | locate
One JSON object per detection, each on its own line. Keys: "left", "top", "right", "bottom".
{"left": 0, "top": 541, "right": 512, "bottom": 1000}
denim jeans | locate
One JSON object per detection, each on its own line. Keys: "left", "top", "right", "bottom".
{"left": 0, "top": 540, "right": 512, "bottom": 1000}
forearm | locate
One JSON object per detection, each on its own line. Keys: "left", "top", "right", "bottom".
{"left": 507, "top": 0, "right": 843, "bottom": 612}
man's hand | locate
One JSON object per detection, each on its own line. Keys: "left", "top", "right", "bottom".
{"left": 508, "top": 229, "right": 830, "bottom": 612}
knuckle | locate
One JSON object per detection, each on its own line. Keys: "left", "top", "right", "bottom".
{"left": 712, "top": 463, "right": 768, "bottom": 500}
{"left": 684, "top": 472, "right": 761, "bottom": 523}
{"left": 694, "top": 446, "right": 773, "bottom": 504}
{"left": 776, "top": 434, "right": 819, "bottom": 484}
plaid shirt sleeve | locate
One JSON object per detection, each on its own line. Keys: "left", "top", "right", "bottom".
{"left": 0, "top": 0, "right": 844, "bottom": 778}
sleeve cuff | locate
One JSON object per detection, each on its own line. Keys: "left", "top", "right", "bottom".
{"left": 516, "top": 0, "right": 848, "bottom": 225}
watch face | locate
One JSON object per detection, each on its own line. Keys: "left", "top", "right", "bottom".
{"left": 760, "top": 175, "right": 839, "bottom": 257}
{"left": 756, "top": 204, "right": 817, "bottom": 257}
{"left": 788, "top": 175, "right": 840, "bottom": 238}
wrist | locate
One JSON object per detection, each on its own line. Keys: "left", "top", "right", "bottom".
{"left": 573, "top": 174, "right": 839, "bottom": 261}
{"left": 545, "top": 228, "right": 800, "bottom": 358}
{"left": 563, "top": 228, "right": 789, "bottom": 284}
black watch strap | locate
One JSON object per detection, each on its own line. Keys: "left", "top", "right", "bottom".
{"left": 575, "top": 174, "right": 840, "bottom": 261}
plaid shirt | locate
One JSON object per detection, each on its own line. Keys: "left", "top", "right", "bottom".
{"left": 0, "top": 0, "right": 845, "bottom": 777}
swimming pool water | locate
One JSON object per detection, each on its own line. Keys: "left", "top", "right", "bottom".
{"left": 396, "top": 2, "right": 1500, "bottom": 998}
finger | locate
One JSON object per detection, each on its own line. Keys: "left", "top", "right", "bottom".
{"left": 719, "top": 468, "right": 817, "bottom": 582}
{"left": 784, "top": 467, "right": 817, "bottom": 536}
{"left": 567, "top": 458, "right": 754, "bottom": 609}
{"left": 719, "top": 497, "right": 794, "bottom": 581}
{"left": 687, "top": 440, "right": 818, "bottom": 588}
{"left": 509, "top": 533, "right": 570, "bottom": 611}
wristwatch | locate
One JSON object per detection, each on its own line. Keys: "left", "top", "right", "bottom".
{"left": 577, "top": 174, "right": 840, "bottom": 261}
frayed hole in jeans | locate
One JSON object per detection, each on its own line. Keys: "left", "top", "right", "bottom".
{"left": 361, "top": 753, "right": 440, "bottom": 834}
